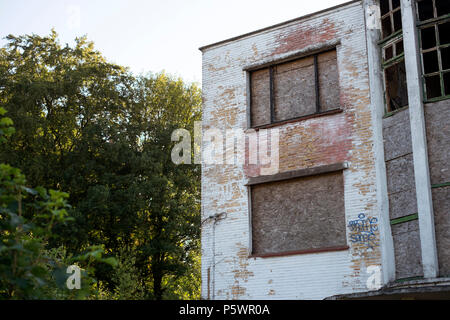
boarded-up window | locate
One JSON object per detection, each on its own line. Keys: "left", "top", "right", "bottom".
{"left": 425, "top": 100, "right": 450, "bottom": 276}
{"left": 391, "top": 220, "right": 423, "bottom": 279}
{"left": 250, "top": 69, "right": 271, "bottom": 127}
{"left": 273, "top": 56, "right": 316, "bottom": 122}
{"left": 250, "top": 171, "right": 346, "bottom": 256}
{"left": 318, "top": 50, "right": 340, "bottom": 112}
{"left": 249, "top": 49, "right": 340, "bottom": 127}
{"left": 382, "top": 107, "right": 423, "bottom": 280}
{"left": 432, "top": 186, "right": 450, "bottom": 277}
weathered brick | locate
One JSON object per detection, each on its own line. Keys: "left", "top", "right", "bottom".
{"left": 201, "top": 1, "right": 381, "bottom": 300}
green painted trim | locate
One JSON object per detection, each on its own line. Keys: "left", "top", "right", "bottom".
{"left": 383, "top": 111, "right": 395, "bottom": 118}
{"left": 391, "top": 214, "right": 419, "bottom": 226}
{"left": 383, "top": 105, "right": 409, "bottom": 118}
{"left": 378, "top": 30, "right": 403, "bottom": 47}
{"left": 431, "top": 182, "right": 450, "bottom": 189}
{"left": 417, "top": 14, "right": 450, "bottom": 28}
{"left": 424, "top": 95, "right": 450, "bottom": 104}
{"left": 382, "top": 53, "right": 405, "bottom": 68}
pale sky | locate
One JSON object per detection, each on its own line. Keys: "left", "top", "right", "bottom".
{"left": 0, "top": 0, "right": 349, "bottom": 84}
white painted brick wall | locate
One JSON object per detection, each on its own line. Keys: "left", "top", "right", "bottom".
{"left": 201, "top": 1, "right": 384, "bottom": 300}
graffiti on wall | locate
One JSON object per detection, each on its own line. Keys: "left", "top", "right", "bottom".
{"left": 348, "top": 213, "right": 379, "bottom": 250}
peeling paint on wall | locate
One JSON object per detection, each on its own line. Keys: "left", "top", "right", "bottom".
{"left": 201, "top": 1, "right": 382, "bottom": 299}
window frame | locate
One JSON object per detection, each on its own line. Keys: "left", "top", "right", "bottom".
{"left": 246, "top": 162, "right": 349, "bottom": 258}
{"left": 380, "top": 35, "right": 408, "bottom": 113}
{"left": 378, "top": 0, "right": 409, "bottom": 114}
{"left": 247, "top": 47, "right": 342, "bottom": 130}
{"left": 416, "top": 0, "right": 450, "bottom": 102}
{"left": 380, "top": 0, "right": 403, "bottom": 39}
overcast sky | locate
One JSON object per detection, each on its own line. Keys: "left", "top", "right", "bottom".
{"left": 0, "top": 0, "right": 349, "bottom": 84}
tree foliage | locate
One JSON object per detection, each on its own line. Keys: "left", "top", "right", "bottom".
{"left": 0, "top": 107, "right": 117, "bottom": 299}
{"left": 0, "top": 31, "right": 201, "bottom": 299}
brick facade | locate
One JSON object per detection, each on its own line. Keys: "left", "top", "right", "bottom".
{"left": 201, "top": 1, "right": 383, "bottom": 299}
{"left": 200, "top": 0, "right": 450, "bottom": 299}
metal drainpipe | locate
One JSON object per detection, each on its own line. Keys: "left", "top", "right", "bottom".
{"left": 212, "top": 217, "right": 217, "bottom": 300}
{"left": 203, "top": 212, "right": 227, "bottom": 300}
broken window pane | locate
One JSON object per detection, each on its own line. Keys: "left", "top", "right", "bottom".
{"left": 396, "top": 40, "right": 404, "bottom": 55}
{"left": 425, "top": 74, "right": 442, "bottom": 99}
{"left": 417, "top": 0, "right": 450, "bottom": 101}
{"left": 380, "top": 0, "right": 390, "bottom": 16}
{"left": 421, "top": 26, "right": 437, "bottom": 49}
{"left": 418, "top": 0, "right": 435, "bottom": 21}
{"left": 438, "top": 22, "right": 450, "bottom": 45}
{"left": 392, "top": 0, "right": 400, "bottom": 10}
{"left": 381, "top": 0, "right": 403, "bottom": 40}
{"left": 444, "top": 72, "right": 450, "bottom": 95}
{"left": 441, "top": 46, "right": 450, "bottom": 70}
{"left": 380, "top": 0, "right": 408, "bottom": 110}
{"left": 436, "top": 0, "right": 450, "bottom": 17}
{"left": 385, "top": 45, "right": 394, "bottom": 60}
{"left": 385, "top": 60, "right": 409, "bottom": 111}
{"left": 382, "top": 16, "right": 393, "bottom": 38}
{"left": 393, "top": 10, "right": 403, "bottom": 32}
{"left": 423, "top": 50, "right": 440, "bottom": 74}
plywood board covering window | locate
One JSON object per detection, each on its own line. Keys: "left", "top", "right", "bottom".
{"left": 273, "top": 56, "right": 316, "bottom": 122}
{"left": 249, "top": 49, "right": 340, "bottom": 128}
{"left": 318, "top": 50, "right": 340, "bottom": 111}
{"left": 250, "top": 68, "right": 271, "bottom": 127}
{"left": 250, "top": 171, "right": 347, "bottom": 256}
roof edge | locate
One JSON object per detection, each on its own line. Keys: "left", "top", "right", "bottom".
{"left": 199, "top": 0, "right": 361, "bottom": 52}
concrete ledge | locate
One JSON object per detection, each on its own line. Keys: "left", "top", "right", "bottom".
{"left": 326, "top": 277, "right": 450, "bottom": 300}
{"left": 245, "top": 162, "right": 349, "bottom": 186}
{"left": 250, "top": 246, "right": 349, "bottom": 259}
{"left": 249, "top": 108, "right": 343, "bottom": 131}
{"left": 243, "top": 42, "right": 341, "bottom": 72}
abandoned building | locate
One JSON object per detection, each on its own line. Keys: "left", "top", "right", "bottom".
{"left": 199, "top": 0, "right": 450, "bottom": 299}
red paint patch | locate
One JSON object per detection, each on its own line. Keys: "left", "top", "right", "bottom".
{"left": 272, "top": 18, "right": 338, "bottom": 56}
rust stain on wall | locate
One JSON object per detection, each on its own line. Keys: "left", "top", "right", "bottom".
{"left": 341, "top": 75, "right": 379, "bottom": 288}
{"left": 230, "top": 244, "right": 254, "bottom": 299}
{"left": 244, "top": 113, "right": 353, "bottom": 178}
{"left": 252, "top": 44, "right": 259, "bottom": 58}
{"left": 210, "top": 87, "right": 239, "bottom": 127}
{"left": 207, "top": 63, "right": 227, "bottom": 73}
{"left": 202, "top": 1, "right": 385, "bottom": 298}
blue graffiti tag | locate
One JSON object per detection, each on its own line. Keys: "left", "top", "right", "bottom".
{"left": 348, "top": 213, "right": 379, "bottom": 249}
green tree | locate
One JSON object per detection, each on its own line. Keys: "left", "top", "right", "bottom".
{"left": 0, "top": 107, "right": 117, "bottom": 299}
{"left": 128, "top": 74, "right": 201, "bottom": 299}
{"left": 0, "top": 31, "right": 201, "bottom": 299}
